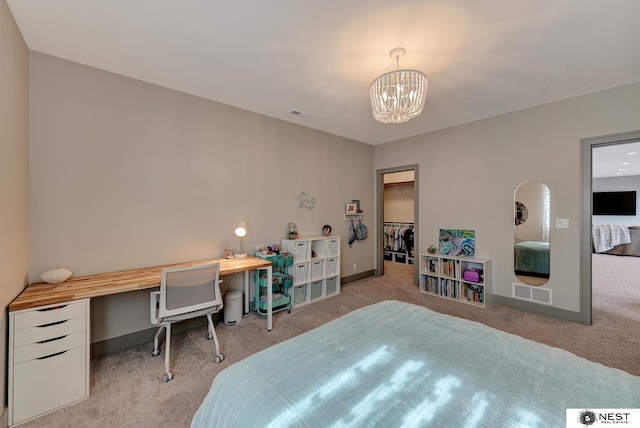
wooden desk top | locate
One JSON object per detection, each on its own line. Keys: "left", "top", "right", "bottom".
{"left": 10, "top": 257, "right": 272, "bottom": 312}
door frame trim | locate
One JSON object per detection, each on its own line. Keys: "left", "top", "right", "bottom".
{"left": 580, "top": 130, "right": 640, "bottom": 325}
{"left": 376, "top": 164, "right": 419, "bottom": 285}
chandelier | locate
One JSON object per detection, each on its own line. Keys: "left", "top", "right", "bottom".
{"left": 370, "top": 47, "right": 428, "bottom": 124}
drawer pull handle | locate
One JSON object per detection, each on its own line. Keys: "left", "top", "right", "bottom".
{"left": 38, "top": 319, "right": 68, "bottom": 328}
{"left": 37, "top": 350, "right": 67, "bottom": 360}
{"left": 37, "top": 335, "right": 68, "bottom": 344}
{"left": 37, "top": 305, "right": 68, "bottom": 312}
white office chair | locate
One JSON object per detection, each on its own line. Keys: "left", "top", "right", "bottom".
{"left": 150, "top": 262, "right": 225, "bottom": 382}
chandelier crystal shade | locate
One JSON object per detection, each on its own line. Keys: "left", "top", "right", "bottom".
{"left": 370, "top": 48, "right": 428, "bottom": 124}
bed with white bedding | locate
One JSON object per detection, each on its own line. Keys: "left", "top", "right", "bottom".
{"left": 192, "top": 300, "right": 640, "bottom": 428}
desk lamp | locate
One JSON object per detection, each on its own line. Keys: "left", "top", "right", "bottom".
{"left": 234, "top": 221, "right": 248, "bottom": 258}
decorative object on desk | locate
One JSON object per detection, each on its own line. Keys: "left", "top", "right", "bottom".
{"left": 234, "top": 221, "right": 248, "bottom": 258}
{"left": 287, "top": 223, "right": 298, "bottom": 239}
{"left": 296, "top": 192, "right": 316, "bottom": 210}
{"left": 322, "top": 224, "right": 332, "bottom": 236}
{"left": 346, "top": 203, "right": 357, "bottom": 214}
{"left": 40, "top": 267, "right": 72, "bottom": 284}
{"left": 427, "top": 244, "right": 437, "bottom": 254}
{"left": 439, "top": 228, "right": 475, "bottom": 257}
{"left": 224, "top": 247, "right": 235, "bottom": 259}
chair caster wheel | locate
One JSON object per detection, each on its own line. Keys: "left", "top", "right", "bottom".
{"left": 214, "top": 354, "right": 224, "bottom": 363}
{"left": 162, "top": 372, "right": 173, "bottom": 382}
{"left": 151, "top": 349, "right": 160, "bottom": 357}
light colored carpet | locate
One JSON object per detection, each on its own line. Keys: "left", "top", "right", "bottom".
{"left": 19, "top": 257, "right": 640, "bottom": 427}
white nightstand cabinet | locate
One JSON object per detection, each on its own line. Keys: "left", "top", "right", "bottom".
{"left": 8, "top": 299, "right": 90, "bottom": 426}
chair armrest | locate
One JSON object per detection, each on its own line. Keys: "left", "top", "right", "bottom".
{"left": 149, "top": 291, "right": 161, "bottom": 324}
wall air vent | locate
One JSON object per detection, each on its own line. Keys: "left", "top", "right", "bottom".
{"left": 512, "top": 283, "right": 552, "bottom": 305}
{"left": 290, "top": 110, "right": 310, "bottom": 118}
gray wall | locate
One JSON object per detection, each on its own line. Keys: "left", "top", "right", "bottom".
{"left": 28, "top": 52, "right": 374, "bottom": 341}
{"left": 0, "top": 0, "right": 29, "bottom": 417}
{"left": 384, "top": 185, "right": 415, "bottom": 223}
{"left": 375, "top": 81, "right": 640, "bottom": 314}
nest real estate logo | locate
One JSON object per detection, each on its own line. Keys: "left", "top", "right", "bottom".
{"left": 566, "top": 409, "right": 639, "bottom": 427}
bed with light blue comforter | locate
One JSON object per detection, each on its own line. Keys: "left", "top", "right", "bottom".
{"left": 192, "top": 300, "right": 640, "bottom": 428}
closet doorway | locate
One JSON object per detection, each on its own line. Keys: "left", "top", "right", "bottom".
{"left": 376, "top": 165, "right": 419, "bottom": 285}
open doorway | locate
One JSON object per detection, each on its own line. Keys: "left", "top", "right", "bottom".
{"left": 580, "top": 130, "right": 640, "bottom": 325}
{"left": 376, "top": 165, "right": 419, "bottom": 285}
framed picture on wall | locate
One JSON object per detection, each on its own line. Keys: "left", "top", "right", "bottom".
{"left": 346, "top": 203, "right": 357, "bottom": 214}
{"left": 439, "top": 228, "right": 476, "bottom": 257}
{"left": 351, "top": 200, "right": 360, "bottom": 211}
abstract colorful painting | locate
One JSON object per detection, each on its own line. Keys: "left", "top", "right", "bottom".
{"left": 439, "top": 229, "right": 475, "bottom": 257}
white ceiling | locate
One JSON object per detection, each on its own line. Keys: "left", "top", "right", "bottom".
{"left": 7, "top": 1, "right": 640, "bottom": 146}
{"left": 593, "top": 141, "right": 640, "bottom": 179}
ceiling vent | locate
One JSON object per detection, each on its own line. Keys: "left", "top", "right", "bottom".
{"left": 290, "top": 110, "right": 310, "bottom": 118}
{"left": 512, "top": 283, "right": 552, "bottom": 305}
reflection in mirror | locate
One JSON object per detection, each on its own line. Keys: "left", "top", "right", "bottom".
{"left": 514, "top": 181, "right": 550, "bottom": 286}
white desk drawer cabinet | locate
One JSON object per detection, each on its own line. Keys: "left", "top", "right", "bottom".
{"left": 8, "top": 299, "right": 90, "bottom": 426}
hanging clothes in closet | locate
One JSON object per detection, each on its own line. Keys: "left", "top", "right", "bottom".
{"left": 383, "top": 222, "right": 414, "bottom": 253}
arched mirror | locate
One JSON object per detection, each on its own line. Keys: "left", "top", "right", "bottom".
{"left": 514, "top": 181, "right": 550, "bottom": 286}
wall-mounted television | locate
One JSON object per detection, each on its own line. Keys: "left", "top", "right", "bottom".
{"left": 593, "top": 191, "right": 637, "bottom": 216}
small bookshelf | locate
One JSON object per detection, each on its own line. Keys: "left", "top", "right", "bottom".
{"left": 419, "top": 253, "right": 491, "bottom": 308}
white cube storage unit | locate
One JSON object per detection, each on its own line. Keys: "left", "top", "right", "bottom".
{"left": 311, "top": 280, "right": 323, "bottom": 300}
{"left": 8, "top": 299, "right": 90, "bottom": 426}
{"left": 292, "top": 262, "right": 309, "bottom": 284}
{"left": 282, "top": 236, "right": 341, "bottom": 308}
{"left": 419, "top": 253, "right": 492, "bottom": 308}
{"left": 326, "top": 257, "right": 339, "bottom": 277}
{"left": 291, "top": 283, "right": 308, "bottom": 306}
{"left": 310, "top": 260, "right": 324, "bottom": 281}
{"left": 326, "top": 276, "right": 338, "bottom": 295}
{"left": 290, "top": 240, "right": 309, "bottom": 261}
